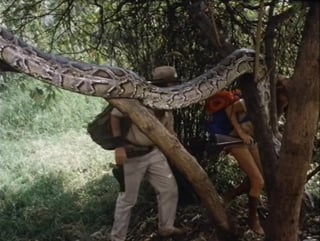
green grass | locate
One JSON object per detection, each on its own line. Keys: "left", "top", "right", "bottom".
{"left": 0, "top": 79, "right": 119, "bottom": 241}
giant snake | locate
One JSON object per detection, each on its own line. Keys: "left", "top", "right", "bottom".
{"left": 0, "top": 27, "right": 268, "bottom": 110}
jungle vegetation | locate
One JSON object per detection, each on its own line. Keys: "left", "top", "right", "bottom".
{"left": 0, "top": 1, "right": 319, "bottom": 241}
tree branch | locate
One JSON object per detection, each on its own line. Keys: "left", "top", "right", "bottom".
{"left": 189, "top": 1, "right": 235, "bottom": 57}
{"left": 108, "top": 98, "right": 239, "bottom": 240}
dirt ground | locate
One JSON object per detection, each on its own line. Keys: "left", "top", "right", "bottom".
{"left": 83, "top": 193, "right": 319, "bottom": 241}
{"left": 121, "top": 196, "right": 320, "bottom": 241}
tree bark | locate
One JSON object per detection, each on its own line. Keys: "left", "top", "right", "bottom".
{"left": 108, "top": 98, "right": 239, "bottom": 240}
{"left": 265, "top": 3, "right": 278, "bottom": 135}
{"left": 238, "top": 75, "right": 278, "bottom": 196}
{"left": 189, "top": 1, "right": 236, "bottom": 57}
{"left": 265, "top": 5, "right": 296, "bottom": 134}
{"left": 266, "top": 3, "right": 320, "bottom": 241}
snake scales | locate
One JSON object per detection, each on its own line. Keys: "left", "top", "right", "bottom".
{"left": 0, "top": 27, "right": 266, "bottom": 110}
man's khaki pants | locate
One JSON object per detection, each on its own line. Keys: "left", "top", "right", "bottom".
{"left": 111, "top": 148, "right": 178, "bottom": 241}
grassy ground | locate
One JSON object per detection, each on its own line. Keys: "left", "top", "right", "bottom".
{"left": 0, "top": 126, "right": 172, "bottom": 241}
{"left": 0, "top": 130, "right": 119, "bottom": 241}
{"left": 0, "top": 79, "right": 119, "bottom": 241}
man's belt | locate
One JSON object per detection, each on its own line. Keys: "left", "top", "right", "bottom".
{"left": 125, "top": 144, "right": 154, "bottom": 158}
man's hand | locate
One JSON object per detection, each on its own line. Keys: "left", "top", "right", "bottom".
{"left": 115, "top": 147, "right": 127, "bottom": 165}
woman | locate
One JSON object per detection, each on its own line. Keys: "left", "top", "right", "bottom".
{"left": 207, "top": 77, "right": 289, "bottom": 235}
{"left": 207, "top": 96, "right": 265, "bottom": 235}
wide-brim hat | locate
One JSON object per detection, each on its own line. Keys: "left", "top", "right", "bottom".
{"left": 150, "top": 66, "right": 179, "bottom": 84}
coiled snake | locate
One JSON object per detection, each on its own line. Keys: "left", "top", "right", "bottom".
{"left": 0, "top": 27, "right": 267, "bottom": 110}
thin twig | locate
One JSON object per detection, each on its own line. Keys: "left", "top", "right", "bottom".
{"left": 254, "top": 0, "right": 264, "bottom": 82}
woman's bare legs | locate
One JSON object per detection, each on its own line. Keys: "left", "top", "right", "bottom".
{"left": 229, "top": 146, "right": 265, "bottom": 235}
{"left": 248, "top": 144, "right": 263, "bottom": 173}
{"left": 222, "top": 176, "right": 250, "bottom": 205}
{"left": 222, "top": 144, "right": 263, "bottom": 204}
{"left": 229, "top": 146, "right": 264, "bottom": 197}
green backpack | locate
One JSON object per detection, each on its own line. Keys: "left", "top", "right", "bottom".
{"left": 87, "top": 105, "right": 131, "bottom": 150}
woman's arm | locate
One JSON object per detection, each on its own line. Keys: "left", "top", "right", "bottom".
{"left": 225, "top": 100, "right": 253, "bottom": 144}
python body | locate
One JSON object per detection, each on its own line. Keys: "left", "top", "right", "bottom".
{"left": 0, "top": 27, "right": 266, "bottom": 110}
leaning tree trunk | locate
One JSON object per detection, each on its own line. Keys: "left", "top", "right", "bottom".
{"left": 108, "top": 98, "right": 239, "bottom": 241}
{"left": 266, "top": 3, "right": 320, "bottom": 241}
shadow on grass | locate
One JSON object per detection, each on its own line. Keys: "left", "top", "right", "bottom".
{"left": 0, "top": 167, "right": 202, "bottom": 241}
{"left": 0, "top": 172, "right": 119, "bottom": 241}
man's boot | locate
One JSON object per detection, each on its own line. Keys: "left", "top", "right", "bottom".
{"left": 247, "top": 195, "right": 264, "bottom": 235}
{"left": 222, "top": 177, "right": 250, "bottom": 205}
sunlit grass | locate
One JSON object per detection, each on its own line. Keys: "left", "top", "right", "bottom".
{"left": 0, "top": 129, "right": 118, "bottom": 241}
{"left": 0, "top": 129, "right": 114, "bottom": 190}
{"left": 0, "top": 80, "right": 119, "bottom": 240}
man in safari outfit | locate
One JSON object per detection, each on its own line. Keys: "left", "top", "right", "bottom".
{"left": 110, "top": 66, "right": 185, "bottom": 241}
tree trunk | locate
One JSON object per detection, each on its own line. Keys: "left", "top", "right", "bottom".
{"left": 265, "top": 3, "right": 278, "bottom": 135}
{"left": 264, "top": 5, "right": 296, "bottom": 135}
{"left": 266, "top": 3, "right": 320, "bottom": 241}
{"left": 189, "top": 1, "right": 236, "bottom": 57}
{"left": 108, "top": 98, "right": 239, "bottom": 241}
{"left": 238, "top": 75, "right": 278, "bottom": 196}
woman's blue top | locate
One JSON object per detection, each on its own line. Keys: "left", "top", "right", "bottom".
{"left": 207, "top": 110, "right": 233, "bottom": 135}
{"left": 207, "top": 109, "right": 251, "bottom": 136}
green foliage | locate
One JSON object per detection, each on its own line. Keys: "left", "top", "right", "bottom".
{"left": 307, "top": 173, "right": 320, "bottom": 200}
{"left": 0, "top": 135, "right": 117, "bottom": 240}
{"left": 207, "top": 154, "right": 245, "bottom": 193}
{"left": 0, "top": 1, "right": 319, "bottom": 239}
{"left": 0, "top": 170, "right": 118, "bottom": 241}
{"left": 0, "top": 74, "right": 118, "bottom": 241}
{"left": 307, "top": 148, "right": 320, "bottom": 199}
{"left": 0, "top": 75, "right": 106, "bottom": 137}
{"left": 0, "top": 173, "right": 78, "bottom": 239}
